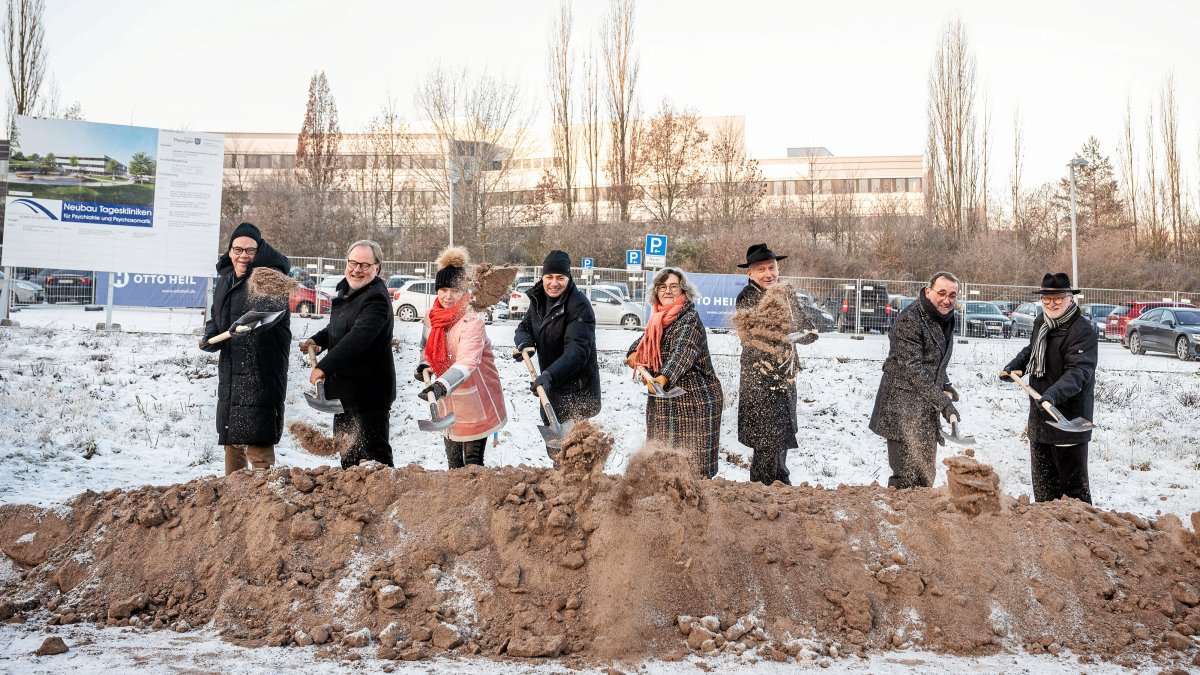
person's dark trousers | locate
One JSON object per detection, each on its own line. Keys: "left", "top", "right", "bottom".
{"left": 886, "top": 438, "right": 936, "bottom": 489}
{"left": 1031, "top": 442, "right": 1092, "bottom": 504}
{"left": 445, "top": 436, "right": 488, "bottom": 469}
{"left": 333, "top": 410, "right": 394, "bottom": 469}
{"left": 750, "top": 445, "right": 789, "bottom": 486}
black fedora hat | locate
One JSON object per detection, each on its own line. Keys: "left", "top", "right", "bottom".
{"left": 737, "top": 243, "right": 788, "bottom": 269}
{"left": 1034, "top": 272, "right": 1081, "bottom": 295}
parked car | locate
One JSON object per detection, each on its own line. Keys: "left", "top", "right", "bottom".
{"left": 1125, "top": 307, "right": 1200, "bottom": 361}
{"left": 317, "top": 276, "right": 344, "bottom": 295}
{"left": 288, "top": 267, "right": 316, "bottom": 289}
{"left": 991, "top": 300, "right": 1020, "bottom": 318}
{"left": 386, "top": 274, "right": 420, "bottom": 291}
{"left": 585, "top": 286, "right": 643, "bottom": 328}
{"left": 31, "top": 269, "right": 95, "bottom": 304}
{"left": 836, "top": 283, "right": 890, "bottom": 333}
{"left": 1010, "top": 301, "right": 1043, "bottom": 338}
{"left": 507, "top": 281, "right": 537, "bottom": 319}
{"left": 1080, "top": 303, "right": 1117, "bottom": 340}
{"left": 1106, "top": 301, "right": 1191, "bottom": 346}
{"left": 958, "top": 301, "right": 1014, "bottom": 338}
{"left": 391, "top": 279, "right": 438, "bottom": 321}
{"left": 796, "top": 291, "right": 835, "bottom": 332}
{"left": 289, "top": 286, "right": 332, "bottom": 317}
{"left": 0, "top": 270, "right": 44, "bottom": 305}
{"left": 886, "top": 295, "right": 915, "bottom": 330}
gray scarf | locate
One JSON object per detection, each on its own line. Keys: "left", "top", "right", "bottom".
{"left": 1028, "top": 302, "right": 1079, "bottom": 377}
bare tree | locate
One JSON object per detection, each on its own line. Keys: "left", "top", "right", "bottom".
{"left": 1143, "top": 105, "right": 1166, "bottom": 255}
{"left": 1159, "top": 73, "right": 1183, "bottom": 255}
{"left": 979, "top": 92, "right": 991, "bottom": 231}
{"left": 3, "top": 0, "right": 45, "bottom": 137}
{"left": 580, "top": 45, "right": 603, "bottom": 223}
{"left": 1010, "top": 107, "right": 1023, "bottom": 236}
{"left": 295, "top": 71, "right": 343, "bottom": 201}
{"left": 925, "top": 16, "right": 980, "bottom": 241}
{"left": 413, "top": 64, "right": 531, "bottom": 260}
{"left": 547, "top": 1, "right": 576, "bottom": 221}
{"left": 706, "top": 117, "right": 764, "bottom": 227}
{"left": 1117, "top": 96, "right": 1138, "bottom": 244}
{"left": 633, "top": 99, "right": 707, "bottom": 226}
{"left": 601, "top": 0, "right": 639, "bottom": 222}
{"left": 345, "top": 96, "right": 412, "bottom": 236}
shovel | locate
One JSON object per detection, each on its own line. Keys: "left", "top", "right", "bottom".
{"left": 198, "top": 309, "right": 285, "bottom": 347}
{"left": 520, "top": 348, "right": 572, "bottom": 451}
{"left": 786, "top": 329, "right": 820, "bottom": 345}
{"left": 943, "top": 413, "right": 976, "bottom": 445}
{"left": 1002, "top": 371, "right": 1095, "bottom": 433}
{"left": 417, "top": 368, "right": 455, "bottom": 432}
{"left": 636, "top": 365, "right": 685, "bottom": 399}
{"left": 304, "top": 345, "right": 345, "bottom": 414}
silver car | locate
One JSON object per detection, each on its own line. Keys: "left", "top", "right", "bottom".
{"left": 586, "top": 286, "right": 643, "bottom": 328}
{"left": 0, "top": 271, "right": 44, "bottom": 305}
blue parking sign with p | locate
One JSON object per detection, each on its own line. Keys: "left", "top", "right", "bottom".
{"left": 645, "top": 234, "right": 667, "bottom": 255}
{"left": 626, "top": 250, "right": 641, "bottom": 265}
{"left": 581, "top": 257, "right": 594, "bottom": 269}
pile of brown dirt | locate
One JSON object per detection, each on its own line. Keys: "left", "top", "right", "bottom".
{"left": 943, "top": 450, "right": 1002, "bottom": 516}
{"left": 2, "top": 435, "right": 1199, "bottom": 669}
{"left": 247, "top": 267, "right": 299, "bottom": 300}
{"left": 470, "top": 264, "right": 518, "bottom": 311}
{"left": 288, "top": 421, "right": 352, "bottom": 458}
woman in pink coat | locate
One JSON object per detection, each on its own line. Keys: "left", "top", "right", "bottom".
{"left": 415, "top": 247, "right": 507, "bottom": 468}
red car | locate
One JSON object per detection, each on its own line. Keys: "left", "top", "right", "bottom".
{"left": 288, "top": 286, "right": 332, "bottom": 317}
{"left": 1106, "top": 301, "right": 1193, "bottom": 346}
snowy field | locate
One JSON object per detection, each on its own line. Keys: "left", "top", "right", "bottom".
{"left": 0, "top": 303, "right": 1197, "bottom": 673}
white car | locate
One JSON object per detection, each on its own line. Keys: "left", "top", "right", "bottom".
{"left": 507, "top": 281, "right": 536, "bottom": 319}
{"left": 391, "top": 279, "right": 438, "bottom": 321}
{"left": 318, "top": 276, "right": 344, "bottom": 295}
{"left": 510, "top": 282, "right": 642, "bottom": 328}
{"left": 0, "top": 271, "right": 44, "bottom": 305}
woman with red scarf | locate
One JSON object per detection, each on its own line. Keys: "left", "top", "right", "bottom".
{"left": 415, "top": 247, "right": 507, "bottom": 468}
{"left": 625, "top": 268, "right": 725, "bottom": 478}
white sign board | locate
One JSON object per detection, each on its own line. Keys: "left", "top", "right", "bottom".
{"left": 644, "top": 234, "right": 667, "bottom": 268}
{"left": 2, "top": 115, "right": 224, "bottom": 276}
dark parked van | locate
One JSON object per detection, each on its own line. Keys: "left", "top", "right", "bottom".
{"left": 837, "top": 283, "right": 890, "bottom": 333}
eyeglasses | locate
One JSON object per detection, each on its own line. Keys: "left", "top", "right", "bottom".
{"left": 658, "top": 284, "right": 682, "bottom": 293}
{"left": 932, "top": 290, "right": 958, "bottom": 301}
{"left": 346, "top": 260, "right": 377, "bottom": 271}
{"left": 1041, "top": 295, "right": 1069, "bottom": 306}
{"left": 230, "top": 246, "right": 257, "bottom": 257}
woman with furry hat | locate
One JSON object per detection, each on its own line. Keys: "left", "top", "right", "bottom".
{"left": 414, "top": 247, "right": 507, "bottom": 468}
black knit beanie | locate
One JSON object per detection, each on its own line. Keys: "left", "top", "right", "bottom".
{"left": 229, "top": 222, "right": 262, "bottom": 248}
{"left": 542, "top": 250, "right": 572, "bottom": 278}
{"left": 435, "top": 265, "right": 467, "bottom": 291}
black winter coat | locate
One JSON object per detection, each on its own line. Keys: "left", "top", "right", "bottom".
{"left": 1004, "top": 310, "right": 1098, "bottom": 444}
{"left": 201, "top": 243, "right": 291, "bottom": 446}
{"left": 310, "top": 277, "right": 397, "bottom": 413}
{"left": 514, "top": 279, "right": 601, "bottom": 421}
{"left": 735, "top": 281, "right": 812, "bottom": 450}
{"left": 868, "top": 296, "right": 954, "bottom": 449}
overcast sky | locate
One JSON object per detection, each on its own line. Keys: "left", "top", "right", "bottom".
{"left": 40, "top": 0, "right": 1200, "bottom": 186}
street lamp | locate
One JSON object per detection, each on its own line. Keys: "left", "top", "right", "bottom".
{"left": 1067, "top": 156, "right": 1088, "bottom": 286}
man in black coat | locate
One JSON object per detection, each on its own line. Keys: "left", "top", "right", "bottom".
{"left": 869, "top": 271, "right": 960, "bottom": 489}
{"left": 201, "top": 222, "right": 291, "bottom": 475}
{"left": 299, "top": 239, "right": 397, "bottom": 468}
{"left": 513, "top": 250, "right": 601, "bottom": 458}
{"left": 1001, "top": 273, "right": 1097, "bottom": 504}
{"left": 735, "top": 243, "right": 815, "bottom": 486}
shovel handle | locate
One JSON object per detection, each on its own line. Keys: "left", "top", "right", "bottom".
{"left": 421, "top": 369, "right": 439, "bottom": 404}
{"left": 199, "top": 324, "right": 250, "bottom": 348}
{"left": 1003, "top": 371, "right": 1066, "bottom": 422}
{"left": 306, "top": 345, "right": 319, "bottom": 368}
{"left": 519, "top": 347, "right": 539, "bottom": 380}
{"left": 635, "top": 365, "right": 666, "bottom": 396}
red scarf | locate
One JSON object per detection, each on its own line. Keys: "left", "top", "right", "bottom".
{"left": 423, "top": 294, "right": 470, "bottom": 376}
{"left": 635, "top": 293, "right": 686, "bottom": 372}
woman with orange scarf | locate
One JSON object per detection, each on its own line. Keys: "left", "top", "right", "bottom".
{"left": 415, "top": 247, "right": 507, "bottom": 468}
{"left": 626, "top": 268, "right": 725, "bottom": 478}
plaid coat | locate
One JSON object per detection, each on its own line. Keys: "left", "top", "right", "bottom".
{"left": 628, "top": 302, "right": 724, "bottom": 478}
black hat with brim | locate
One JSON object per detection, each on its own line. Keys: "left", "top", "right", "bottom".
{"left": 737, "top": 243, "right": 787, "bottom": 269}
{"left": 1035, "top": 272, "right": 1081, "bottom": 295}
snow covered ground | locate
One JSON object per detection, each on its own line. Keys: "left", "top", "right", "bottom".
{"left": 0, "top": 304, "right": 1197, "bottom": 672}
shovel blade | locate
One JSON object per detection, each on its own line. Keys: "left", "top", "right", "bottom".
{"left": 304, "top": 381, "right": 344, "bottom": 414}
{"left": 539, "top": 418, "right": 574, "bottom": 450}
{"left": 1047, "top": 417, "right": 1094, "bottom": 433}
{"left": 419, "top": 410, "right": 456, "bottom": 432}
{"left": 647, "top": 385, "right": 686, "bottom": 399}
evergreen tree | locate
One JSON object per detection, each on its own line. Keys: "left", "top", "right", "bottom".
{"left": 1054, "top": 137, "right": 1123, "bottom": 239}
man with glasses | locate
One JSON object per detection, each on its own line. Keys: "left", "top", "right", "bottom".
{"left": 1001, "top": 273, "right": 1096, "bottom": 503}
{"left": 299, "top": 240, "right": 397, "bottom": 467}
{"left": 201, "top": 222, "right": 291, "bottom": 474}
{"left": 869, "top": 271, "right": 961, "bottom": 489}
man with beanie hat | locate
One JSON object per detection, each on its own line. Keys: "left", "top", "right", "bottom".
{"left": 869, "top": 271, "right": 962, "bottom": 489}
{"left": 1000, "top": 272, "right": 1097, "bottom": 504}
{"left": 514, "top": 250, "right": 601, "bottom": 460}
{"left": 201, "top": 222, "right": 291, "bottom": 474}
{"left": 300, "top": 239, "right": 397, "bottom": 468}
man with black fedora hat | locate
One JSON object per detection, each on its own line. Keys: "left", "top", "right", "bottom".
{"left": 514, "top": 250, "right": 601, "bottom": 459}
{"left": 1001, "top": 272, "right": 1097, "bottom": 504}
{"left": 734, "top": 243, "right": 814, "bottom": 485}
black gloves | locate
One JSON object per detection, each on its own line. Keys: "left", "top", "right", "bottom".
{"left": 943, "top": 384, "right": 959, "bottom": 402}
{"left": 942, "top": 401, "right": 959, "bottom": 423}
{"left": 418, "top": 381, "right": 448, "bottom": 401}
{"left": 513, "top": 344, "right": 533, "bottom": 361}
{"left": 414, "top": 364, "right": 431, "bottom": 382}
{"left": 530, "top": 373, "right": 551, "bottom": 396}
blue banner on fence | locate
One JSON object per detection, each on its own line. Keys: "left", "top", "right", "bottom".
{"left": 645, "top": 271, "right": 746, "bottom": 329}
{"left": 94, "top": 272, "right": 207, "bottom": 308}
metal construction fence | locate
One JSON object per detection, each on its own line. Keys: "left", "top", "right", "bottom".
{"left": 4, "top": 253, "right": 1196, "bottom": 338}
